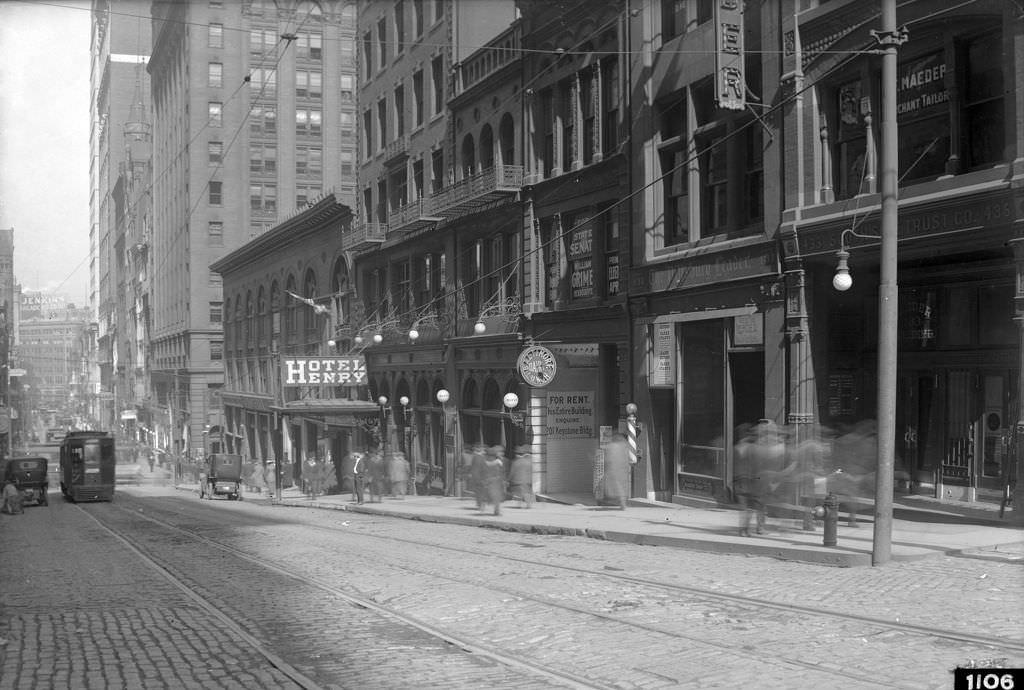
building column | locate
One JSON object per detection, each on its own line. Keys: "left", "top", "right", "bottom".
{"left": 784, "top": 267, "right": 818, "bottom": 518}
{"left": 1009, "top": 233, "right": 1024, "bottom": 519}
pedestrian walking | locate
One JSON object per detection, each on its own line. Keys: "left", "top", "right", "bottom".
{"left": 482, "top": 445, "right": 506, "bottom": 515}
{"left": 469, "top": 443, "right": 488, "bottom": 508}
{"left": 602, "top": 433, "right": 631, "bottom": 509}
{"left": 387, "top": 451, "right": 409, "bottom": 499}
{"left": 732, "top": 420, "right": 788, "bottom": 536}
{"left": 366, "top": 450, "right": 386, "bottom": 503}
{"left": 350, "top": 452, "right": 366, "bottom": 504}
{"left": 509, "top": 445, "right": 534, "bottom": 508}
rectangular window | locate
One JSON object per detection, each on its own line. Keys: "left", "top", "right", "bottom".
{"left": 560, "top": 80, "right": 574, "bottom": 171}
{"left": 250, "top": 183, "right": 277, "bottom": 213}
{"left": 413, "top": 0, "right": 424, "bottom": 37}
{"left": 249, "top": 143, "right": 277, "bottom": 174}
{"left": 377, "top": 99, "right": 388, "bottom": 147}
{"left": 377, "top": 18, "right": 387, "bottom": 68}
{"left": 363, "top": 109, "right": 374, "bottom": 159}
{"left": 540, "top": 89, "right": 554, "bottom": 176}
{"left": 580, "top": 75, "right": 595, "bottom": 165}
{"left": 340, "top": 74, "right": 355, "bottom": 101}
{"left": 208, "top": 101, "right": 222, "bottom": 127}
{"left": 962, "top": 31, "right": 1004, "bottom": 169}
{"left": 413, "top": 69, "right": 424, "bottom": 126}
{"left": 700, "top": 131, "right": 728, "bottom": 235}
{"left": 394, "top": 0, "right": 405, "bottom": 55}
{"left": 208, "top": 62, "right": 223, "bottom": 88}
{"left": 296, "top": 69, "right": 322, "bottom": 99}
{"left": 431, "top": 55, "right": 444, "bottom": 115}
{"left": 211, "top": 340, "right": 223, "bottom": 361}
{"left": 209, "top": 302, "right": 223, "bottom": 324}
{"left": 661, "top": 147, "right": 688, "bottom": 245}
{"left": 341, "top": 149, "right": 354, "bottom": 175}
{"left": 835, "top": 80, "right": 866, "bottom": 200}
{"left": 209, "top": 23, "right": 223, "bottom": 49}
{"left": 208, "top": 221, "right": 224, "bottom": 246}
{"left": 661, "top": 0, "right": 685, "bottom": 41}
{"left": 362, "top": 31, "right": 373, "bottom": 79}
{"left": 209, "top": 273, "right": 222, "bottom": 289}
{"left": 363, "top": 187, "right": 373, "bottom": 222}
{"left": 340, "top": 111, "right": 354, "bottom": 136}
{"left": 412, "top": 159, "right": 424, "bottom": 198}
{"left": 394, "top": 84, "right": 405, "bottom": 137}
{"left": 897, "top": 51, "right": 949, "bottom": 183}
{"left": 208, "top": 141, "right": 223, "bottom": 165}
{"left": 431, "top": 149, "right": 444, "bottom": 194}
{"left": 209, "top": 181, "right": 223, "bottom": 205}
{"left": 296, "top": 108, "right": 322, "bottom": 136}
{"left": 601, "top": 58, "right": 619, "bottom": 154}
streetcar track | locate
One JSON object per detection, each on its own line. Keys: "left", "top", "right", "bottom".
{"left": 92, "top": 501, "right": 611, "bottom": 690}
{"left": 74, "top": 504, "right": 320, "bottom": 690}
{"left": 243, "top": 500, "right": 1024, "bottom": 654}
{"left": 103, "top": 496, "right": 1021, "bottom": 689}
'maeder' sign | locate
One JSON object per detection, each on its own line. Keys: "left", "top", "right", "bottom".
{"left": 281, "top": 356, "right": 366, "bottom": 387}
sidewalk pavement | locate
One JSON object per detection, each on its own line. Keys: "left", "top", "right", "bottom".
{"left": 179, "top": 483, "right": 1024, "bottom": 568}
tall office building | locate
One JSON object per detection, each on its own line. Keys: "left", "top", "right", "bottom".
{"left": 146, "top": 0, "right": 357, "bottom": 458}
{"left": 89, "top": 0, "right": 152, "bottom": 431}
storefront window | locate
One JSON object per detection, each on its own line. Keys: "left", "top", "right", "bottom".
{"left": 679, "top": 321, "right": 724, "bottom": 477}
{"left": 831, "top": 28, "right": 1004, "bottom": 198}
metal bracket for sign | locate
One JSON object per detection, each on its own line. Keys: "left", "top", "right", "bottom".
{"left": 868, "top": 26, "right": 908, "bottom": 50}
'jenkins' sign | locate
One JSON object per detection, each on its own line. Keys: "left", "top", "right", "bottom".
{"left": 281, "top": 356, "right": 367, "bottom": 387}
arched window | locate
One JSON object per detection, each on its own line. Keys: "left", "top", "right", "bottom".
{"left": 257, "top": 286, "right": 267, "bottom": 346}
{"left": 479, "top": 124, "right": 494, "bottom": 169}
{"left": 303, "top": 268, "right": 319, "bottom": 342}
{"left": 269, "top": 280, "right": 281, "bottom": 352}
{"left": 499, "top": 113, "right": 515, "bottom": 167}
{"left": 284, "top": 275, "right": 298, "bottom": 342}
{"left": 461, "top": 133, "right": 476, "bottom": 178}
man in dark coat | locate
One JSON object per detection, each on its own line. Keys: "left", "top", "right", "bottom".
{"left": 509, "top": 445, "right": 534, "bottom": 508}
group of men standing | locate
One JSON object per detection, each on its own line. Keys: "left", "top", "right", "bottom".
{"left": 463, "top": 444, "right": 534, "bottom": 516}
{"left": 348, "top": 449, "right": 410, "bottom": 505}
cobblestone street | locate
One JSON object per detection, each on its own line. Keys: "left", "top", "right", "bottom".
{"left": 1, "top": 485, "right": 1021, "bottom": 689}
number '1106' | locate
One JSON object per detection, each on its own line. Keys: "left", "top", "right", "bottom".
{"left": 954, "top": 669, "right": 1022, "bottom": 690}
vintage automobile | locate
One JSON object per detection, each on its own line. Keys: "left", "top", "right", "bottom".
{"left": 5, "top": 456, "right": 50, "bottom": 507}
{"left": 199, "top": 453, "right": 243, "bottom": 500}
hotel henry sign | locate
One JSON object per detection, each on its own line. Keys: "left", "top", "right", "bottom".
{"left": 281, "top": 356, "right": 367, "bottom": 387}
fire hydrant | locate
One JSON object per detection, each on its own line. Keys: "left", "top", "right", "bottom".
{"left": 822, "top": 492, "right": 839, "bottom": 547}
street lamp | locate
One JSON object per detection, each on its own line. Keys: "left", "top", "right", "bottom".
{"left": 378, "top": 395, "right": 389, "bottom": 458}
{"left": 399, "top": 395, "right": 417, "bottom": 495}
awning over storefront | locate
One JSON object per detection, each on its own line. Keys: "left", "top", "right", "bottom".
{"left": 271, "top": 399, "right": 381, "bottom": 421}
{"left": 637, "top": 305, "right": 757, "bottom": 325}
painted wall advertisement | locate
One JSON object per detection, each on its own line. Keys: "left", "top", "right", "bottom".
{"left": 545, "top": 391, "right": 595, "bottom": 439}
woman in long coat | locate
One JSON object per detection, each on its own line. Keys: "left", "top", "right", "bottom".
{"left": 482, "top": 445, "right": 506, "bottom": 515}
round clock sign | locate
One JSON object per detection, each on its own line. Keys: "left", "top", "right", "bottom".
{"left": 517, "top": 345, "right": 557, "bottom": 387}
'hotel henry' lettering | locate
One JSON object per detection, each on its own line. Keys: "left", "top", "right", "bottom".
{"left": 282, "top": 356, "right": 367, "bottom": 386}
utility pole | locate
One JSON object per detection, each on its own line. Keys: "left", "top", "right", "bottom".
{"left": 871, "top": 0, "right": 904, "bottom": 566}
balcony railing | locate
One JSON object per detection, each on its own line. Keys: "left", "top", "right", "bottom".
{"left": 384, "top": 134, "right": 409, "bottom": 165}
{"left": 341, "top": 221, "right": 387, "bottom": 251}
{"left": 429, "top": 165, "right": 523, "bottom": 220}
{"left": 387, "top": 198, "right": 443, "bottom": 235}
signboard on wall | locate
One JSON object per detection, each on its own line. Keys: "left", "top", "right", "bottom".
{"left": 281, "top": 355, "right": 366, "bottom": 387}
{"left": 545, "top": 391, "right": 595, "bottom": 439}
{"left": 648, "top": 322, "right": 675, "bottom": 387}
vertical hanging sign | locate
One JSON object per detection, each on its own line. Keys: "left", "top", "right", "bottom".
{"left": 715, "top": 0, "right": 745, "bottom": 111}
